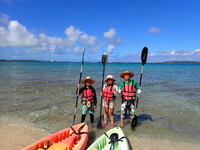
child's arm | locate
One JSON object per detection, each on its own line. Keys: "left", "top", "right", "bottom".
{"left": 100, "top": 84, "right": 106, "bottom": 96}
{"left": 118, "top": 82, "right": 124, "bottom": 93}
{"left": 113, "top": 84, "right": 118, "bottom": 96}
{"left": 92, "top": 88, "right": 97, "bottom": 107}
{"left": 134, "top": 81, "right": 141, "bottom": 93}
{"left": 78, "top": 86, "right": 85, "bottom": 95}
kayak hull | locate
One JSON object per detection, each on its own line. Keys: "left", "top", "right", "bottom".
{"left": 87, "top": 126, "right": 130, "bottom": 150}
{"left": 23, "top": 123, "right": 88, "bottom": 150}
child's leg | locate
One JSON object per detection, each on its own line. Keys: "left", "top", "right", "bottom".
{"left": 81, "top": 114, "right": 87, "bottom": 123}
{"left": 81, "top": 105, "right": 88, "bottom": 123}
{"left": 109, "top": 107, "right": 114, "bottom": 125}
{"left": 129, "top": 102, "right": 136, "bottom": 121}
{"left": 120, "top": 118, "right": 125, "bottom": 127}
{"left": 109, "top": 100, "right": 115, "bottom": 125}
{"left": 88, "top": 103, "right": 95, "bottom": 124}
{"left": 89, "top": 114, "right": 94, "bottom": 123}
{"left": 104, "top": 106, "right": 109, "bottom": 124}
{"left": 121, "top": 102, "right": 127, "bottom": 127}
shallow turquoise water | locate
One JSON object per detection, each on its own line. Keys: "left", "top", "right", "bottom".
{"left": 0, "top": 61, "right": 200, "bottom": 143}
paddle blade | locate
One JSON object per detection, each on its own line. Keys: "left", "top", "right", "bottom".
{"left": 97, "top": 120, "right": 103, "bottom": 129}
{"left": 141, "top": 47, "right": 148, "bottom": 65}
{"left": 131, "top": 115, "right": 138, "bottom": 129}
{"left": 102, "top": 53, "right": 108, "bottom": 65}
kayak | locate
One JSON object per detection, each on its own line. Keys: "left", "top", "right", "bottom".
{"left": 23, "top": 123, "right": 88, "bottom": 150}
{"left": 87, "top": 126, "right": 130, "bottom": 150}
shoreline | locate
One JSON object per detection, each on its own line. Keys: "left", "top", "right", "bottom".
{"left": 0, "top": 121, "right": 199, "bottom": 150}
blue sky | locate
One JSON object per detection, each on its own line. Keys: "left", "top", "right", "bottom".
{"left": 0, "top": 0, "right": 200, "bottom": 62}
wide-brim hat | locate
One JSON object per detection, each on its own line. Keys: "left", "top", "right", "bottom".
{"left": 105, "top": 75, "right": 115, "bottom": 82}
{"left": 82, "top": 76, "right": 95, "bottom": 84}
{"left": 120, "top": 71, "right": 134, "bottom": 78}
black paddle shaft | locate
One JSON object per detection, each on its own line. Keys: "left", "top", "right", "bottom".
{"left": 99, "top": 65, "right": 105, "bottom": 118}
{"left": 73, "top": 48, "right": 85, "bottom": 125}
{"left": 97, "top": 53, "right": 108, "bottom": 129}
{"left": 136, "top": 47, "right": 148, "bottom": 109}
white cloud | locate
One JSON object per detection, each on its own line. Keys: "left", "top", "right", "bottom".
{"left": 80, "top": 33, "right": 97, "bottom": 46}
{"left": 65, "top": 26, "right": 83, "bottom": 42}
{"left": 149, "top": 52, "right": 156, "bottom": 56}
{"left": 104, "top": 28, "right": 116, "bottom": 39}
{"left": 0, "top": 20, "right": 38, "bottom": 47}
{"left": 39, "top": 33, "right": 62, "bottom": 45}
{"left": 146, "top": 49, "right": 200, "bottom": 62}
{"left": 0, "top": 20, "right": 99, "bottom": 54}
{"left": 0, "top": 17, "right": 128, "bottom": 59}
{"left": 107, "top": 44, "right": 115, "bottom": 53}
{"left": 73, "top": 46, "right": 83, "bottom": 53}
{"left": 192, "top": 49, "right": 200, "bottom": 55}
{"left": 104, "top": 28, "right": 122, "bottom": 44}
{"left": 65, "top": 47, "right": 84, "bottom": 54}
{"left": 102, "top": 28, "right": 125, "bottom": 53}
{"left": 49, "top": 45, "right": 56, "bottom": 53}
{"left": 160, "top": 50, "right": 189, "bottom": 55}
{"left": 148, "top": 27, "right": 162, "bottom": 34}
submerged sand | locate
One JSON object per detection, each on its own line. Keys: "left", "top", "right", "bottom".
{"left": 0, "top": 123, "right": 199, "bottom": 150}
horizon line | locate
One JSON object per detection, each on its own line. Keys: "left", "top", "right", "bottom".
{"left": 0, "top": 59, "right": 200, "bottom": 64}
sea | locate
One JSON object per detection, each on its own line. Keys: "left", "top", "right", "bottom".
{"left": 0, "top": 61, "right": 200, "bottom": 144}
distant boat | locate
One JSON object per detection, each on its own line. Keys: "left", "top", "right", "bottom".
{"left": 49, "top": 60, "right": 56, "bottom": 62}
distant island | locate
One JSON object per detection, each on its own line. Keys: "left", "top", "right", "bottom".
{"left": 156, "top": 61, "right": 200, "bottom": 64}
{"left": 0, "top": 59, "right": 57, "bottom": 62}
{"left": 0, "top": 60, "right": 200, "bottom": 64}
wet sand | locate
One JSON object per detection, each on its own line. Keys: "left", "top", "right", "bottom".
{"left": 129, "top": 136, "right": 200, "bottom": 150}
{"left": 0, "top": 123, "right": 199, "bottom": 150}
{"left": 0, "top": 123, "right": 49, "bottom": 150}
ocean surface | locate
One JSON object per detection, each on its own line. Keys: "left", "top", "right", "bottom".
{"left": 0, "top": 61, "right": 200, "bottom": 143}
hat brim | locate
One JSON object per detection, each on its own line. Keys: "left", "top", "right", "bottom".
{"left": 82, "top": 79, "right": 95, "bottom": 84}
{"left": 105, "top": 78, "right": 116, "bottom": 82}
{"left": 120, "top": 72, "right": 134, "bottom": 78}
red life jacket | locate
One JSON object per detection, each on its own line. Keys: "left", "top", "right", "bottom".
{"left": 103, "top": 84, "right": 115, "bottom": 101}
{"left": 121, "top": 81, "right": 136, "bottom": 101}
{"left": 82, "top": 88, "right": 94, "bottom": 103}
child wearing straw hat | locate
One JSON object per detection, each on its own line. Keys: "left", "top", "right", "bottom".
{"left": 118, "top": 71, "right": 141, "bottom": 127}
{"left": 101, "top": 75, "right": 118, "bottom": 128}
{"left": 78, "top": 76, "right": 97, "bottom": 125}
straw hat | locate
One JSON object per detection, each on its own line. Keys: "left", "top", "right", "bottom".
{"left": 105, "top": 75, "right": 115, "bottom": 82}
{"left": 82, "top": 76, "right": 95, "bottom": 84}
{"left": 120, "top": 71, "right": 134, "bottom": 78}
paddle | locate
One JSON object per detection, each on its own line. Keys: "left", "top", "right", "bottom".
{"left": 131, "top": 47, "right": 148, "bottom": 129}
{"left": 97, "top": 53, "right": 108, "bottom": 129}
{"left": 72, "top": 48, "right": 86, "bottom": 125}
{"left": 136, "top": 47, "right": 148, "bottom": 108}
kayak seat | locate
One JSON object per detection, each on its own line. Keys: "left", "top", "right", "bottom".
{"left": 104, "top": 132, "right": 127, "bottom": 150}
{"left": 110, "top": 133, "right": 119, "bottom": 142}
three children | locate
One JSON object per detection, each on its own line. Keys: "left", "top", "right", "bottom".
{"left": 77, "top": 71, "right": 141, "bottom": 128}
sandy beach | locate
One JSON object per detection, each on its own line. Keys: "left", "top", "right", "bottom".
{"left": 0, "top": 122, "right": 199, "bottom": 150}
